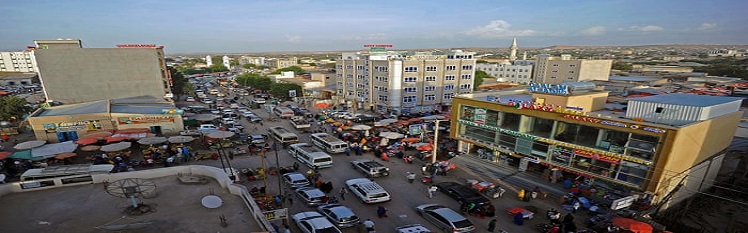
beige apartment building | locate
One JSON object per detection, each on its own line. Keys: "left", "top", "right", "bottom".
{"left": 533, "top": 54, "right": 612, "bottom": 84}
{"left": 337, "top": 50, "right": 476, "bottom": 114}
{"left": 0, "top": 50, "right": 38, "bottom": 73}
{"left": 32, "top": 39, "right": 172, "bottom": 104}
{"left": 264, "top": 57, "right": 298, "bottom": 69}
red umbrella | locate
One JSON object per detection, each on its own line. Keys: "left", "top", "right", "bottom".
{"left": 401, "top": 138, "right": 420, "bottom": 143}
{"left": 0, "top": 151, "right": 12, "bottom": 160}
{"left": 416, "top": 144, "right": 434, "bottom": 151}
{"left": 76, "top": 138, "right": 98, "bottom": 145}
{"left": 612, "top": 218, "right": 653, "bottom": 233}
{"left": 314, "top": 102, "right": 329, "bottom": 108}
{"left": 105, "top": 136, "right": 130, "bottom": 143}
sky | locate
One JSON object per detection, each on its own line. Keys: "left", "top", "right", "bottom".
{"left": 2, "top": 0, "right": 747, "bottom": 54}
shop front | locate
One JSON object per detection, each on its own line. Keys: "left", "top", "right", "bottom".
{"left": 29, "top": 112, "right": 115, "bottom": 143}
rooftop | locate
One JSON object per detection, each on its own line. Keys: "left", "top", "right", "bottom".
{"left": 628, "top": 93, "right": 744, "bottom": 107}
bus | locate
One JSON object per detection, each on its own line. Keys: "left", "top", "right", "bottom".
{"left": 268, "top": 126, "right": 299, "bottom": 145}
{"left": 288, "top": 143, "right": 333, "bottom": 169}
{"left": 273, "top": 107, "right": 295, "bottom": 118}
{"left": 310, "top": 133, "right": 348, "bottom": 154}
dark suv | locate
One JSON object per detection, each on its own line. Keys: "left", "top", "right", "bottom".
{"left": 434, "top": 182, "right": 492, "bottom": 206}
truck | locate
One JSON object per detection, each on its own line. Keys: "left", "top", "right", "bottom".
{"left": 290, "top": 116, "right": 311, "bottom": 130}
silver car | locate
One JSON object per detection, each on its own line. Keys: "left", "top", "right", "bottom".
{"left": 316, "top": 204, "right": 360, "bottom": 228}
{"left": 292, "top": 211, "right": 342, "bottom": 233}
{"left": 295, "top": 187, "right": 327, "bottom": 207}
{"left": 396, "top": 224, "right": 433, "bottom": 233}
{"left": 282, "top": 172, "right": 310, "bottom": 189}
{"left": 415, "top": 204, "right": 475, "bottom": 233}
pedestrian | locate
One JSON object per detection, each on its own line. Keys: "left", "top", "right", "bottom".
{"left": 339, "top": 187, "right": 347, "bottom": 200}
{"left": 406, "top": 172, "right": 416, "bottom": 183}
{"left": 293, "top": 162, "right": 299, "bottom": 171}
{"left": 376, "top": 206, "right": 388, "bottom": 218}
{"left": 362, "top": 219, "right": 375, "bottom": 232}
{"left": 344, "top": 147, "right": 351, "bottom": 156}
{"left": 286, "top": 193, "right": 294, "bottom": 205}
{"left": 428, "top": 185, "right": 438, "bottom": 199}
{"left": 572, "top": 201, "right": 581, "bottom": 213}
{"left": 487, "top": 218, "right": 497, "bottom": 232}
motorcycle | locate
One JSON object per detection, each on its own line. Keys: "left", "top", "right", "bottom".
{"left": 421, "top": 175, "right": 434, "bottom": 184}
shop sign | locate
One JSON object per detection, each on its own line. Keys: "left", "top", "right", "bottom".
{"left": 540, "top": 162, "right": 591, "bottom": 178}
{"left": 118, "top": 116, "right": 174, "bottom": 124}
{"left": 458, "top": 120, "right": 536, "bottom": 140}
{"left": 116, "top": 44, "right": 157, "bottom": 48}
{"left": 621, "top": 156, "right": 652, "bottom": 165}
{"left": 610, "top": 195, "right": 636, "bottom": 210}
{"left": 161, "top": 109, "right": 184, "bottom": 115}
{"left": 473, "top": 108, "right": 486, "bottom": 124}
{"left": 563, "top": 115, "right": 601, "bottom": 123}
{"left": 506, "top": 100, "right": 585, "bottom": 116}
{"left": 43, "top": 120, "right": 103, "bottom": 132}
{"left": 409, "top": 124, "right": 423, "bottom": 135}
{"left": 263, "top": 208, "right": 288, "bottom": 221}
{"left": 537, "top": 137, "right": 624, "bottom": 163}
{"left": 574, "top": 149, "right": 621, "bottom": 164}
{"left": 528, "top": 83, "right": 569, "bottom": 95}
{"left": 600, "top": 120, "right": 667, "bottom": 134}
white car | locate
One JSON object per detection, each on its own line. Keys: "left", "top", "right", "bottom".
{"left": 185, "top": 96, "right": 196, "bottom": 102}
{"left": 230, "top": 103, "right": 240, "bottom": 109}
{"left": 345, "top": 178, "right": 391, "bottom": 204}
{"left": 201, "top": 98, "right": 214, "bottom": 104}
{"left": 415, "top": 204, "right": 475, "bottom": 233}
{"left": 292, "top": 211, "right": 342, "bottom": 233}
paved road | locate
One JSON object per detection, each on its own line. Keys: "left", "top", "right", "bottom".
{"left": 179, "top": 88, "right": 587, "bottom": 233}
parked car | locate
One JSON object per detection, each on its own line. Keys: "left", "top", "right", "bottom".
{"left": 345, "top": 178, "right": 391, "bottom": 204}
{"left": 249, "top": 134, "right": 266, "bottom": 145}
{"left": 350, "top": 159, "right": 390, "bottom": 178}
{"left": 185, "top": 96, "right": 196, "bottom": 102}
{"left": 395, "top": 224, "right": 433, "bottom": 233}
{"left": 292, "top": 211, "right": 342, "bottom": 233}
{"left": 434, "top": 182, "right": 492, "bottom": 206}
{"left": 248, "top": 116, "right": 263, "bottom": 123}
{"left": 197, "top": 124, "right": 218, "bottom": 134}
{"left": 415, "top": 204, "right": 475, "bottom": 233}
{"left": 295, "top": 187, "right": 328, "bottom": 207}
{"left": 316, "top": 204, "right": 360, "bottom": 228}
{"left": 201, "top": 98, "right": 214, "bottom": 104}
{"left": 282, "top": 172, "right": 310, "bottom": 189}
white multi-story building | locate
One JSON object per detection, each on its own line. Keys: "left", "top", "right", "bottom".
{"left": 205, "top": 55, "right": 213, "bottom": 67}
{"left": 238, "top": 56, "right": 265, "bottom": 66}
{"left": 0, "top": 50, "right": 38, "bottom": 73}
{"left": 222, "top": 56, "right": 231, "bottom": 69}
{"left": 533, "top": 54, "right": 612, "bottom": 85}
{"left": 476, "top": 62, "right": 533, "bottom": 84}
{"left": 336, "top": 50, "right": 476, "bottom": 115}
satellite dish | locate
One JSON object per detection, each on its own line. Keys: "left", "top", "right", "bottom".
{"left": 105, "top": 178, "right": 157, "bottom": 215}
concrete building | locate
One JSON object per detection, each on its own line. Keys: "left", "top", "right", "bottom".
{"left": 533, "top": 54, "right": 612, "bottom": 84}
{"left": 632, "top": 65, "right": 694, "bottom": 73}
{"left": 0, "top": 73, "right": 37, "bottom": 86}
{"left": 476, "top": 62, "right": 533, "bottom": 84}
{"left": 238, "top": 56, "right": 265, "bottom": 66}
{"left": 337, "top": 50, "right": 476, "bottom": 114}
{"left": 222, "top": 55, "right": 231, "bottom": 69}
{"left": 32, "top": 40, "right": 172, "bottom": 104}
{"left": 0, "top": 50, "right": 38, "bottom": 73}
{"left": 264, "top": 57, "right": 298, "bottom": 69}
{"left": 450, "top": 84, "right": 743, "bottom": 209}
{"left": 205, "top": 55, "right": 213, "bottom": 67}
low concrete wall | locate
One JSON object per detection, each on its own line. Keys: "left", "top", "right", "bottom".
{"left": 0, "top": 165, "right": 276, "bottom": 233}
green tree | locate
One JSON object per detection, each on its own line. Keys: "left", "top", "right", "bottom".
{"left": 242, "top": 64, "right": 256, "bottom": 69}
{"left": 269, "top": 83, "right": 303, "bottom": 100}
{"left": 254, "top": 77, "right": 273, "bottom": 90}
{"left": 0, "top": 96, "right": 32, "bottom": 120}
{"left": 611, "top": 62, "right": 633, "bottom": 71}
{"left": 235, "top": 73, "right": 263, "bottom": 87}
{"left": 258, "top": 65, "right": 271, "bottom": 70}
{"left": 180, "top": 68, "right": 208, "bottom": 75}
{"left": 271, "top": 66, "right": 305, "bottom": 74}
{"left": 473, "top": 70, "right": 490, "bottom": 90}
{"left": 209, "top": 64, "right": 229, "bottom": 72}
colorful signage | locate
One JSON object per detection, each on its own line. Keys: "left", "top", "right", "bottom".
{"left": 117, "top": 116, "right": 174, "bottom": 124}
{"left": 563, "top": 115, "right": 601, "bottom": 123}
{"left": 506, "top": 100, "right": 585, "bottom": 116}
{"left": 528, "top": 83, "right": 569, "bottom": 95}
{"left": 473, "top": 108, "right": 486, "bottom": 124}
{"left": 364, "top": 44, "right": 393, "bottom": 48}
{"left": 599, "top": 120, "right": 666, "bottom": 134}
{"left": 43, "top": 120, "right": 103, "bottom": 133}
{"left": 116, "top": 44, "right": 158, "bottom": 48}
{"left": 458, "top": 120, "right": 537, "bottom": 140}
{"left": 574, "top": 149, "right": 621, "bottom": 164}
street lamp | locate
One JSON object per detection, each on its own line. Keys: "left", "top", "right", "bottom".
{"left": 420, "top": 115, "right": 446, "bottom": 164}
{"left": 273, "top": 142, "right": 283, "bottom": 201}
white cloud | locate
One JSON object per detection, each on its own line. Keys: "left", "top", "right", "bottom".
{"left": 698, "top": 23, "right": 716, "bottom": 30}
{"left": 580, "top": 26, "right": 606, "bottom": 36}
{"left": 285, "top": 35, "right": 302, "bottom": 43}
{"left": 346, "top": 33, "right": 388, "bottom": 41}
{"left": 621, "top": 25, "right": 664, "bottom": 32}
{"left": 465, "top": 20, "right": 536, "bottom": 38}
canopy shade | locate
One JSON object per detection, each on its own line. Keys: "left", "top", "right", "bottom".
{"left": 80, "top": 145, "right": 102, "bottom": 152}
{"left": 100, "top": 142, "right": 132, "bottom": 152}
{"left": 76, "top": 138, "right": 99, "bottom": 145}
{"left": 350, "top": 125, "right": 372, "bottom": 131}
{"left": 207, "top": 130, "right": 235, "bottom": 139}
{"left": 611, "top": 218, "right": 653, "bottom": 233}
{"left": 137, "top": 137, "right": 167, "bottom": 145}
{"left": 14, "top": 140, "right": 47, "bottom": 150}
{"left": 54, "top": 153, "right": 78, "bottom": 160}
{"left": 168, "top": 136, "right": 195, "bottom": 144}
{"left": 0, "top": 151, "right": 12, "bottom": 160}
{"left": 31, "top": 141, "right": 78, "bottom": 158}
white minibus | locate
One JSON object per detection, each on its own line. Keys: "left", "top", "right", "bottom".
{"left": 310, "top": 133, "right": 348, "bottom": 153}
{"left": 288, "top": 143, "right": 333, "bottom": 169}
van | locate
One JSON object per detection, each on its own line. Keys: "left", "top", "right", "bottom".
{"left": 345, "top": 178, "right": 391, "bottom": 204}
{"left": 273, "top": 107, "right": 295, "bottom": 118}
{"left": 21, "top": 164, "right": 114, "bottom": 181}
{"left": 288, "top": 143, "right": 333, "bottom": 169}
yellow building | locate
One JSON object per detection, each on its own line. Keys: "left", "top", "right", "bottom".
{"left": 449, "top": 82, "right": 743, "bottom": 207}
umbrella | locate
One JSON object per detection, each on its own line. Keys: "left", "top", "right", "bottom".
{"left": 54, "top": 153, "right": 77, "bottom": 160}
{"left": 612, "top": 218, "right": 653, "bottom": 233}
{"left": 105, "top": 136, "right": 130, "bottom": 143}
{"left": 32, "top": 141, "right": 78, "bottom": 158}
{"left": 408, "top": 118, "right": 423, "bottom": 123}
{"left": 401, "top": 138, "right": 421, "bottom": 143}
{"left": 325, "top": 118, "right": 337, "bottom": 123}
{"left": 168, "top": 136, "right": 195, "bottom": 144}
{"left": 115, "top": 128, "right": 151, "bottom": 134}
{"left": 207, "top": 130, "right": 235, "bottom": 139}
{"left": 76, "top": 138, "right": 99, "bottom": 145}
{"left": 192, "top": 114, "right": 220, "bottom": 122}
{"left": 379, "top": 132, "right": 404, "bottom": 139}
{"left": 395, "top": 120, "right": 410, "bottom": 126}
{"left": 411, "top": 142, "right": 430, "bottom": 147}
{"left": 416, "top": 144, "right": 434, "bottom": 151}
{"left": 420, "top": 115, "right": 446, "bottom": 121}
{"left": 14, "top": 140, "right": 47, "bottom": 150}
{"left": 0, "top": 151, "right": 11, "bottom": 160}
{"left": 80, "top": 145, "right": 102, "bottom": 151}
{"left": 379, "top": 119, "right": 398, "bottom": 124}
{"left": 314, "top": 102, "right": 329, "bottom": 108}
{"left": 9, "top": 150, "right": 45, "bottom": 160}
{"left": 350, "top": 125, "right": 372, "bottom": 131}
{"left": 80, "top": 131, "right": 113, "bottom": 140}
{"left": 137, "top": 137, "right": 168, "bottom": 145}
{"left": 100, "top": 142, "right": 132, "bottom": 152}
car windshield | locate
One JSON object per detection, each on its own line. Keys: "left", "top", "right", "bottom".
{"left": 453, "top": 219, "right": 473, "bottom": 228}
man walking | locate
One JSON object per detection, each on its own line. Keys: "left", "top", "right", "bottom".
{"left": 428, "top": 185, "right": 438, "bottom": 199}
{"left": 362, "top": 219, "right": 375, "bottom": 232}
{"left": 339, "top": 187, "right": 347, "bottom": 201}
{"left": 406, "top": 172, "right": 416, "bottom": 183}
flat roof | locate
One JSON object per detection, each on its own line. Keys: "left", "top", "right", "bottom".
{"left": 628, "top": 93, "right": 744, "bottom": 107}
{"left": 37, "top": 100, "right": 108, "bottom": 116}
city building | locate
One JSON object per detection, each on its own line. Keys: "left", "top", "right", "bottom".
{"left": 27, "top": 96, "right": 184, "bottom": 142}
{"left": 264, "top": 57, "right": 298, "bottom": 69}
{"left": 533, "top": 54, "right": 612, "bottom": 84}
{"left": 206, "top": 55, "right": 213, "bottom": 67}
{"left": 662, "top": 55, "right": 685, "bottom": 61}
{"left": 337, "top": 50, "right": 476, "bottom": 114}
{"left": 449, "top": 83, "right": 743, "bottom": 208}
{"left": 32, "top": 40, "right": 172, "bottom": 104}
{"left": 238, "top": 56, "right": 265, "bottom": 66}
{"left": 707, "top": 49, "right": 744, "bottom": 57}
{"left": 0, "top": 73, "right": 37, "bottom": 86}
{"left": 632, "top": 65, "right": 694, "bottom": 73}
{"left": 0, "top": 50, "right": 38, "bottom": 73}
{"left": 222, "top": 55, "right": 231, "bottom": 69}
{"left": 476, "top": 62, "right": 533, "bottom": 84}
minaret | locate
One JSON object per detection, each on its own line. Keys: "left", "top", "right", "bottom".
{"left": 206, "top": 55, "right": 213, "bottom": 67}
{"left": 522, "top": 51, "right": 527, "bottom": 60}
{"left": 509, "top": 37, "right": 518, "bottom": 61}
{"left": 222, "top": 56, "right": 231, "bottom": 69}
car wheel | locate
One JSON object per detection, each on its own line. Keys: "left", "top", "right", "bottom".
{"left": 381, "top": 171, "right": 389, "bottom": 177}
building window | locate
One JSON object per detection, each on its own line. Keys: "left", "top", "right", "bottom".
{"left": 404, "top": 77, "right": 417, "bottom": 82}
{"left": 357, "top": 75, "right": 364, "bottom": 79}
{"left": 403, "top": 96, "right": 417, "bottom": 103}
{"left": 444, "top": 84, "right": 454, "bottom": 90}
{"left": 425, "top": 66, "right": 437, "bottom": 71}
{"left": 443, "top": 93, "right": 454, "bottom": 99}
{"left": 404, "top": 66, "right": 418, "bottom": 72}
{"left": 553, "top": 121, "right": 600, "bottom": 148}
{"left": 346, "top": 65, "right": 353, "bottom": 69}
{"left": 552, "top": 64, "right": 559, "bottom": 67}
{"left": 425, "top": 94, "right": 436, "bottom": 101}
{"left": 552, "top": 70, "right": 558, "bottom": 73}
{"left": 424, "top": 86, "right": 436, "bottom": 92}
{"left": 357, "top": 84, "right": 365, "bottom": 89}
{"left": 346, "top": 83, "right": 354, "bottom": 87}
{"left": 378, "top": 95, "right": 388, "bottom": 101}
{"left": 461, "top": 74, "right": 471, "bottom": 80}
{"left": 375, "top": 76, "right": 388, "bottom": 82}
{"left": 374, "top": 66, "right": 388, "bottom": 72}
{"left": 346, "top": 74, "right": 353, "bottom": 79}
{"left": 445, "top": 75, "right": 455, "bottom": 81}
{"left": 569, "top": 64, "right": 576, "bottom": 67}
{"left": 404, "top": 87, "right": 417, "bottom": 93}
{"left": 460, "top": 84, "right": 471, "bottom": 89}
{"left": 357, "top": 65, "right": 365, "bottom": 70}
{"left": 461, "top": 65, "right": 473, "bottom": 70}
{"left": 425, "top": 76, "right": 436, "bottom": 82}
{"left": 569, "top": 71, "right": 575, "bottom": 73}
{"left": 550, "top": 76, "right": 557, "bottom": 79}
{"left": 446, "top": 65, "right": 456, "bottom": 71}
